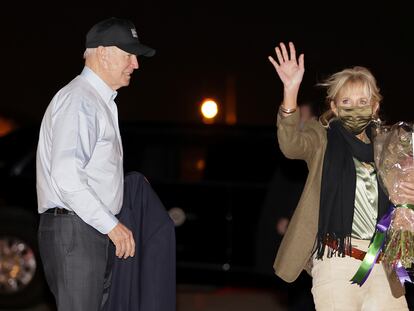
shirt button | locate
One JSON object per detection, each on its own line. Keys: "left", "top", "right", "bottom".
{"left": 369, "top": 199, "right": 374, "bottom": 204}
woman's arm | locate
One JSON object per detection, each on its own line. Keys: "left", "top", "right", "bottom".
{"left": 269, "top": 42, "right": 319, "bottom": 160}
{"left": 268, "top": 42, "right": 304, "bottom": 117}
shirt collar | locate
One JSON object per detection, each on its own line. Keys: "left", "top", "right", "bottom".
{"left": 80, "top": 66, "right": 118, "bottom": 105}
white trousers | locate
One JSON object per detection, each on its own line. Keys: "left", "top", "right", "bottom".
{"left": 311, "top": 239, "right": 408, "bottom": 311}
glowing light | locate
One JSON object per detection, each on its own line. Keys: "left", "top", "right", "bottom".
{"left": 201, "top": 100, "right": 218, "bottom": 119}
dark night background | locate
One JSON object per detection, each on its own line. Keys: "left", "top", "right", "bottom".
{"left": 0, "top": 2, "right": 412, "bottom": 127}
{"left": 0, "top": 2, "right": 414, "bottom": 310}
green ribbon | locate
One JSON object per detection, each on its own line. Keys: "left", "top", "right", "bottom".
{"left": 396, "top": 203, "right": 414, "bottom": 210}
{"left": 350, "top": 231, "right": 386, "bottom": 285}
{"left": 350, "top": 205, "right": 394, "bottom": 285}
{"left": 350, "top": 203, "right": 414, "bottom": 286}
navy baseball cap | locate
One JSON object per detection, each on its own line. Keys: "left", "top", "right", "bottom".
{"left": 86, "top": 17, "right": 155, "bottom": 57}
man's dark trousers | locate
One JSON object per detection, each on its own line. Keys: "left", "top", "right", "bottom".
{"left": 38, "top": 212, "right": 110, "bottom": 311}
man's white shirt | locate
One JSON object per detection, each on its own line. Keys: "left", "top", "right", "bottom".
{"left": 36, "top": 66, "right": 123, "bottom": 234}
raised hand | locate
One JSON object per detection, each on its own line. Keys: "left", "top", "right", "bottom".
{"left": 268, "top": 42, "right": 304, "bottom": 92}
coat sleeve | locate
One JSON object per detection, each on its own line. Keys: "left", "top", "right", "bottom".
{"left": 276, "top": 110, "right": 322, "bottom": 162}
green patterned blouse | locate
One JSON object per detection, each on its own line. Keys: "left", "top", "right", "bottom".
{"left": 351, "top": 158, "right": 379, "bottom": 240}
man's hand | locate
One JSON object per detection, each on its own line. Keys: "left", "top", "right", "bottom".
{"left": 107, "top": 222, "right": 135, "bottom": 259}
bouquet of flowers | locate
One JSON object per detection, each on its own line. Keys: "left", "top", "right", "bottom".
{"left": 351, "top": 121, "right": 414, "bottom": 286}
{"left": 373, "top": 121, "right": 414, "bottom": 270}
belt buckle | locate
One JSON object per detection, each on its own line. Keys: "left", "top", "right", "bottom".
{"left": 54, "top": 208, "right": 65, "bottom": 215}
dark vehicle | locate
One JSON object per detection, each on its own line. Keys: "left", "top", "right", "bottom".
{"left": 0, "top": 122, "right": 290, "bottom": 308}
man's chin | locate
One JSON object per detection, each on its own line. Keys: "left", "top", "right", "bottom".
{"left": 123, "top": 78, "right": 131, "bottom": 86}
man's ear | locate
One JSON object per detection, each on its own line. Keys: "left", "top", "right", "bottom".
{"left": 330, "top": 100, "right": 338, "bottom": 116}
{"left": 97, "top": 46, "right": 108, "bottom": 67}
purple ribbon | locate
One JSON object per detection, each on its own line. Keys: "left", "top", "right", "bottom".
{"left": 352, "top": 205, "right": 414, "bottom": 285}
{"left": 377, "top": 207, "right": 394, "bottom": 232}
{"left": 379, "top": 206, "right": 413, "bottom": 285}
{"left": 395, "top": 262, "right": 412, "bottom": 285}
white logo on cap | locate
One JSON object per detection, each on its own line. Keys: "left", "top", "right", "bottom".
{"left": 131, "top": 28, "right": 138, "bottom": 38}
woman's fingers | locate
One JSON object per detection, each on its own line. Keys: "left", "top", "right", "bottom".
{"left": 280, "top": 42, "right": 289, "bottom": 63}
{"left": 401, "top": 181, "right": 414, "bottom": 191}
{"left": 397, "top": 184, "right": 414, "bottom": 204}
{"left": 268, "top": 55, "right": 279, "bottom": 69}
{"left": 298, "top": 54, "right": 305, "bottom": 70}
{"left": 289, "top": 42, "right": 296, "bottom": 62}
{"left": 275, "top": 46, "right": 284, "bottom": 65}
{"left": 274, "top": 42, "right": 302, "bottom": 66}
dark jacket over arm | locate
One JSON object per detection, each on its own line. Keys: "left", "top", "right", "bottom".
{"left": 104, "top": 171, "right": 176, "bottom": 311}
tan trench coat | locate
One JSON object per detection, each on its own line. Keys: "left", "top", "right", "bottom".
{"left": 273, "top": 110, "right": 405, "bottom": 298}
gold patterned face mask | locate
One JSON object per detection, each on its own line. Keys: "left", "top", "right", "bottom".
{"left": 337, "top": 105, "right": 373, "bottom": 135}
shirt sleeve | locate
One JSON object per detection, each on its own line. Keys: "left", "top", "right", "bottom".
{"left": 50, "top": 94, "right": 119, "bottom": 234}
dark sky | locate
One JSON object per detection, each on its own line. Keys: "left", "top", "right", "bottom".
{"left": 1, "top": 2, "right": 412, "bottom": 126}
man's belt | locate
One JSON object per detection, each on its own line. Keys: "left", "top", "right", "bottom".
{"left": 44, "top": 208, "right": 76, "bottom": 215}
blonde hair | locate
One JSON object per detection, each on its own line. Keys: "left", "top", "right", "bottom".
{"left": 319, "top": 66, "right": 382, "bottom": 126}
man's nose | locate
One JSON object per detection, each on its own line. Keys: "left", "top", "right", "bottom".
{"left": 131, "top": 55, "right": 139, "bottom": 69}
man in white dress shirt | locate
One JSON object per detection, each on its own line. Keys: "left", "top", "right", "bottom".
{"left": 36, "top": 17, "right": 155, "bottom": 311}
